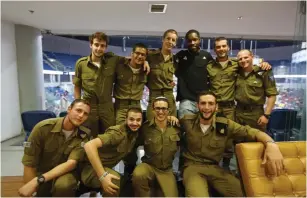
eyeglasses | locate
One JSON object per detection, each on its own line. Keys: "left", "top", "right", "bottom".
{"left": 133, "top": 52, "right": 146, "bottom": 57}
{"left": 154, "top": 107, "right": 169, "bottom": 112}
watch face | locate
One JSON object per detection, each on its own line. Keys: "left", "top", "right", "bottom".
{"left": 38, "top": 176, "right": 45, "bottom": 183}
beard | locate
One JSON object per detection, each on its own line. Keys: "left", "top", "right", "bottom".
{"left": 200, "top": 111, "right": 215, "bottom": 120}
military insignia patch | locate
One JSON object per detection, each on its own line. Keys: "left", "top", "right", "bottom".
{"left": 220, "top": 128, "right": 225, "bottom": 134}
{"left": 23, "top": 141, "right": 31, "bottom": 148}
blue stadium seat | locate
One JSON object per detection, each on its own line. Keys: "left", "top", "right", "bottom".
{"left": 267, "top": 109, "right": 298, "bottom": 141}
{"left": 59, "top": 111, "right": 67, "bottom": 117}
{"left": 21, "top": 110, "right": 57, "bottom": 141}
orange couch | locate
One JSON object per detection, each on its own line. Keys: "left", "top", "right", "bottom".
{"left": 236, "top": 141, "right": 306, "bottom": 197}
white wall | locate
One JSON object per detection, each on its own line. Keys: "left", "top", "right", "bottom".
{"left": 1, "top": 20, "right": 22, "bottom": 141}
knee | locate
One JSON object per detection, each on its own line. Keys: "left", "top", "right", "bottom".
{"left": 132, "top": 166, "right": 148, "bottom": 184}
{"left": 53, "top": 175, "right": 77, "bottom": 196}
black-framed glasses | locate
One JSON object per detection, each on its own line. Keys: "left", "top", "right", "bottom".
{"left": 154, "top": 107, "right": 169, "bottom": 112}
{"left": 133, "top": 51, "right": 147, "bottom": 57}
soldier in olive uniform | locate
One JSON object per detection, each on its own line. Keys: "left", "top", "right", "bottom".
{"left": 235, "top": 49, "right": 278, "bottom": 132}
{"left": 132, "top": 96, "right": 180, "bottom": 197}
{"left": 180, "top": 91, "right": 284, "bottom": 197}
{"left": 81, "top": 107, "right": 143, "bottom": 197}
{"left": 114, "top": 43, "right": 148, "bottom": 125}
{"left": 146, "top": 29, "right": 178, "bottom": 121}
{"left": 74, "top": 32, "right": 149, "bottom": 138}
{"left": 207, "top": 37, "right": 272, "bottom": 169}
{"left": 19, "top": 99, "right": 91, "bottom": 197}
{"left": 73, "top": 32, "right": 120, "bottom": 137}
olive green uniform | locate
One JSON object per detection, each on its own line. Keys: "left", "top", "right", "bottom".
{"left": 81, "top": 124, "right": 138, "bottom": 197}
{"left": 74, "top": 53, "right": 122, "bottom": 137}
{"left": 207, "top": 58, "right": 239, "bottom": 165}
{"left": 22, "top": 117, "right": 90, "bottom": 197}
{"left": 207, "top": 58, "right": 239, "bottom": 120}
{"left": 132, "top": 119, "right": 180, "bottom": 197}
{"left": 114, "top": 58, "right": 147, "bottom": 125}
{"left": 146, "top": 49, "right": 177, "bottom": 120}
{"left": 235, "top": 66, "right": 278, "bottom": 132}
{"left": 180, "top": 114, "right": 260, "bottom": 197}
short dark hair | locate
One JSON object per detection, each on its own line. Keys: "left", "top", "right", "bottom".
{"left": 152, "top": 96, "right": 169, "bottom": 108}
{"left": 132, "top": 43, "right": 148, "bottom": 55}
{"left": 214, "top": 37, "right": 228, "bottom": 47}
{"left": 89, "top": 32, "right": 109, "bottom": 45}
{"left": 126, "top": 106, "right": 143, "bottom": 118}
{"left": 185, "top": 29, "right": 200, "bottom": 40}
{"left": 70, "top": 99, "right": 91, "bottom": 109}
{"left": 197, "top": 91, "right": 217, "bottom": 103}
{"left": 163, "top": 29, "right": 178, "bottom": 39}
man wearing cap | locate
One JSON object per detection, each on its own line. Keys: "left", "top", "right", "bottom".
{"left": 132, "top": 96, "right": 180, "bottom": 197}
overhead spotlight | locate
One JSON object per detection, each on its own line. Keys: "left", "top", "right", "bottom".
{"left": 237, "top": 16, "right": 243, "bottom": 20}
{"left": 28, "top": 10, "right": 34, "bottom": 14}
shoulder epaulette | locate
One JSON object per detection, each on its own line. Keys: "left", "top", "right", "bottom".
{"left": 75, "top": 57, "right": 88, "bottom": 65}
{"left": 182, "top": 114, "right": 197, "bottom": 120}
{"left": 37, "top": 118, "right": 57, "bottom": 127}
{"left": 215, "top": 116, "right": 228, "bottom": 135}
{"left": 215, "top": 116, "right": 228, "bottom": 125}
{"left": 104, "top": 52, "right": 115, "bottom": 58}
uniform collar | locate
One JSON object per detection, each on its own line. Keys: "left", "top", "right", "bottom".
{"left": 194, "top": 113, "right": 216, "bottom": 131}
{"left": 239, "top": 64, "right": 258, "bottom": 77}
{"left": 50, "top": 117, "right": 90, "bottom": 138}
{"left": 214, "top": 57, "right": 236, "bottom": 67}
{"left": 148, "top": 118, "right": 171, "bottom": 127}
{"left": 51, "top": 117, "right": 65, "bottom": 132}
{"left": 155, "top": 48, "right": 174, "bottom": 62}
{"left": 87, "top": 54, "right": 106, "bottom": 65}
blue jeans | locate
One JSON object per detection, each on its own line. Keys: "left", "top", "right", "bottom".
{"left": 178, "top": 99, "right": 198, "bottom": 119}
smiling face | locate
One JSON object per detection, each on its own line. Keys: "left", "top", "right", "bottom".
{"left": 126, "top": 111, "right": 142, "bottom": 132}
{"left": 214, "top": 39, "right": 229, "bottom": 59}
{"left": 197, "top": 94, "right": 218, "bottom": 121}
{"left": 162, "top": 31, "right": 178, "bottom": 52}
{"left": 237, "top": 50, "right": 253, "bottom": 69}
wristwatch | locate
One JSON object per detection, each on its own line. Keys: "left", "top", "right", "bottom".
{"left": 263, "top": 114, "right": 271, "bottom": 119}
{"left": 37, "top": 175, "right": 45, "bottom": 185}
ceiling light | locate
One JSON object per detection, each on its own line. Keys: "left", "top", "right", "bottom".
{"left": 237, "top": 16, "right": 243, "bottom": 20}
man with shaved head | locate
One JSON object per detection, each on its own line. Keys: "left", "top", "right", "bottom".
{"left": 235, "top": 49, "right": 278, "bottom": 132}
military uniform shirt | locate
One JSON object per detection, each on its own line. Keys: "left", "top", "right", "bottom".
{"left": 114, "top": 58, "right": 147, "bottom": 100}
{"left": 146, "top": 49, "right": 176, "bottom": 91}
{"left": 180, "top": 114, "right": 259, "bottom": 165}
{"left": 235, "top": 66, "right": 279, "bottom": 105}
{"left": 73, "top": 53, "right": 122, "bottom": 103}
{"left": 138, "top": 119, "right": 180, "bottom": 170}
{"left": 97, "top": 124, "right": 138, "bottom": 168}
{"left": 22, "top": 117, "right": 89, "bottom": 173}
{"left": 207, "top": 58, "right": 239, "bottom": 102}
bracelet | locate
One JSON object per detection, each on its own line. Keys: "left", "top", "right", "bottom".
{"left": 266, "top": 140, "right": 276, "bottom": 145}
{"left": 98, "top": 171, "right": 109, "bottom": 182}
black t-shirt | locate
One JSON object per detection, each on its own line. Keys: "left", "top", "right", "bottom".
{"left": 175, "top": 49, "right": 213, "bottom": 102}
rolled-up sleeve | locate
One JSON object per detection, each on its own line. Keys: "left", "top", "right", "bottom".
{"left": 73, "top": 61, "right": 82, "bottom": 86}
{"left": 228, "top": 119, "right": 260, "bottom": 141}
{"left": 21, "top": 125, "right": 42, "bottom": 167}
{"left": 98, "top": 129, "right": 123, "bottom": 148}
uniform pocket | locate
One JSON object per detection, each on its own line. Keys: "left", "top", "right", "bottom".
{"left": 144, "top": 137, "right": 161, "bottom": 154}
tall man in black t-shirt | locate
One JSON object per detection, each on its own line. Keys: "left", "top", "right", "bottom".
{"left": 175, "top": 29, "right": 213, "bottom": 119}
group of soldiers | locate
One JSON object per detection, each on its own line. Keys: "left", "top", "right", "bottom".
{"left": 19, "top": 29, "right": 284, "bottom": 197}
